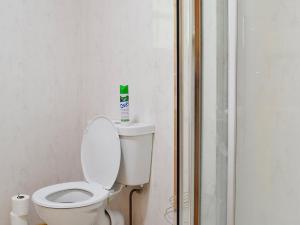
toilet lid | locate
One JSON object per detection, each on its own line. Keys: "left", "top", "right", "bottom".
{"left": 81, "top": 116, "right": 121, "bottom": 189}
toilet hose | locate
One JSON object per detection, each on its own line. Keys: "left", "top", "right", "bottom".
{"left": 129, "top": 188, "right": 143, "bottom": 225}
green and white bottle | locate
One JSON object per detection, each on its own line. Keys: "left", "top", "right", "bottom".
{"left": 120, "top": 85, "right": 130, "bottom": 123}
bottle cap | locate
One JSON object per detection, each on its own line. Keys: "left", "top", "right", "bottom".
{"left": 120, "top": 85, "right": 129, "bottom": 94}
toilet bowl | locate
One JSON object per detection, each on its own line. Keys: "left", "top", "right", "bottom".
{"left": 32, "top": 116, "right": 155, "bottom": 225}
{"left": 33, "top": 182, "right": 110, "bottom": 225}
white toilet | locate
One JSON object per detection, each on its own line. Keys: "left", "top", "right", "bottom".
{"left": 32, "top": 116, "right": 155, "bottom": 225}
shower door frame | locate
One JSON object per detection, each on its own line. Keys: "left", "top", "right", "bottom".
{"left": 191, "top": 0, "right": 238, "bottom": 223}
{"left": 227, "top": 0, "right": 237, "bottom": 224}
{"left": 185, "top": 0, "right": 238, "bottom": 223}
{"left": 179, "top": 0, "right": 238, "bottom": 224}
{"left": 177, "top": 0, "right": 202, "bottom": 224}
{"left": 194, "top": 0, "right": 202, "bottom": 224}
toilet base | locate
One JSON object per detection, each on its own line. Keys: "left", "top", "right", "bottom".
{"left": 103, "top": 209, "right": 124, "bottom": 225}
{"left": 35, "top": 202, "right": 105, "bottom": 225}
{"left": 94, "top": 207, "right": 110, "bottom": 225}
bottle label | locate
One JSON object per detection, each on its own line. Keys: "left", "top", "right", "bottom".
{"left": 120, "top": 96, "right": 129, "bottom": 102}
{"left": 120, "top": 95, "right": 129, "bottom": 122}
{"left": 120, "top": 101, "right": 129, "bottom": 109}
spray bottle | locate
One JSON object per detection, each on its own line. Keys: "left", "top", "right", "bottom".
{"left": 120, "top": 85, "right": 129, "bottom": 123}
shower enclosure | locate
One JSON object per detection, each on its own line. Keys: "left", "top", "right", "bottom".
{"left": 179, "top": 0, "right": 300, "bottom": 225}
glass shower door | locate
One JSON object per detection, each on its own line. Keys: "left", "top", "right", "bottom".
{"left": 235, "top": 1, "right": 300, "bottom": 225}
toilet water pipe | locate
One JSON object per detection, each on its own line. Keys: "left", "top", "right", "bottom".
{"left": 129, "top": 187, "right": 143, "bottom": 225}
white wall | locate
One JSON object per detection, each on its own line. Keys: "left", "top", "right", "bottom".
{"left": 236, "top": 0, "right": 300, "bottom": 225}
{"left": 81, "top": 1, "right": 176, "bottom": 225}
{"left": 0, "top": 1, "right": 83, "bottom": 224}
{"left": 0, "top": 1, "right": 175, "bottom": 225}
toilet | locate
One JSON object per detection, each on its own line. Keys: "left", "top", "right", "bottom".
{"left": 32, "top": 116, "right": 155, "bottom": 225}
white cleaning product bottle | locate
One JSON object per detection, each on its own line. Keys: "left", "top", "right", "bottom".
{"left": 120, "top": 85, "right": 129, "bottom": 123}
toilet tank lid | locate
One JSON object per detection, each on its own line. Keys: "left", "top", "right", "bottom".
{"left": 113, "top": 121, "right": 155, "bottom": 136}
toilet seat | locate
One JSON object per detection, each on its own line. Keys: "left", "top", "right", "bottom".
{"left": 81, "top": 116, "right": 121, "bottom": 189}
{"left": 32, "top": 182, "right": 109, "bottom": 209}
{"left": 32, "top": 117, "right": 121, "bottom": 210}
